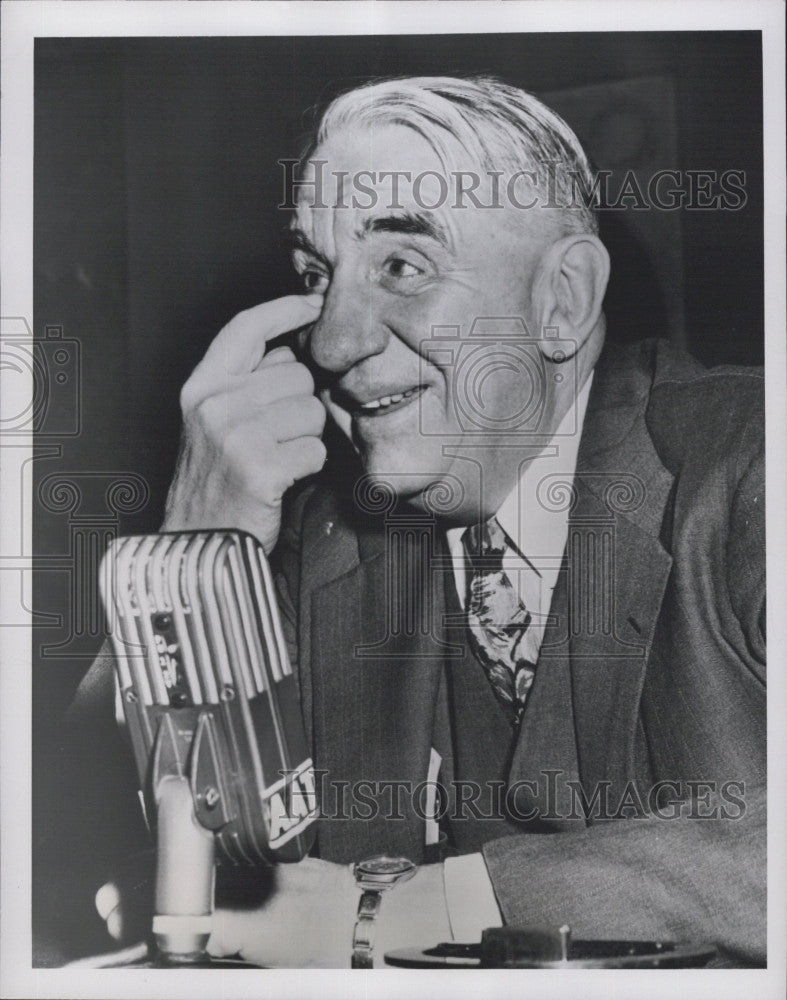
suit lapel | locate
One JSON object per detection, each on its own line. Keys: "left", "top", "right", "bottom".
{"left": 309, "top": 513, "right": 448, "bottom": 861}
{"left": 510, "top": 343, "right": 675, "bottom": 818}
{"left": 507, "top": 571, "right": 584, "bottom": 830}
{"left": 566, "top": 472, "right": 672, "bottom": 805}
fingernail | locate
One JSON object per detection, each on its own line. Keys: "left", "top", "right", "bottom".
{"left": 304, "top": 294, "right": 323, "bottom": 307}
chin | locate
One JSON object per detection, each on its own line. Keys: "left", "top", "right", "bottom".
{"left": 359, "top": 461, "right": 439, "bottom": 497}
{"left": 356, "top": 445, "right": 467, "bottom": 519}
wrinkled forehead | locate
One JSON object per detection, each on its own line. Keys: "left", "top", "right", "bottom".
{"left": 292, "top": 122, "right": 523, "bottom": 248}
{"left": 295, "top": 124, "right": 452, "bottom": 232}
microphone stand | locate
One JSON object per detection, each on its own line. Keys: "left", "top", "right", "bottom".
{"left": 144, "top": 710, "right": 254, "bottom": 967}
{"left": 67, "top": 714, "right": 228, "bottom": 970}
{"left": 65, "top": 768, "right": 255, "bottom": 970}
{"left": 62, "top": 773, "right": 219, "bottom": 970}
{"left": 152, "top": 775, "right": 215, "bottom": 965}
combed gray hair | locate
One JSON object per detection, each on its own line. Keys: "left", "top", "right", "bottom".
{"left": 309, "top": 75, "right": 599, "bottom": 235}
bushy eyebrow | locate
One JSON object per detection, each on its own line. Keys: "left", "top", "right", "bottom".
{"left": 290, "top": 228, "right": 330, "bottom": 267}
{"left": 361, "top": 211, "right": 449, "bottom": 247}
{"left": 289, "top": 210, "right": 449, "bottom": 264}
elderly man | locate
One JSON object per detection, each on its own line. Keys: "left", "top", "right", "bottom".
{"left": 75, "top": 76, "right": 765, "bottom": 967}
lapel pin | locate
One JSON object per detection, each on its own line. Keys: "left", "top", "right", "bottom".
{"left": 626, "top": 615, "right": 642, "bottom": 634}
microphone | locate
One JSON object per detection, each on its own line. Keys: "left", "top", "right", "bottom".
{"left": 99, "top": 529, "right": 318, "bottom": 962}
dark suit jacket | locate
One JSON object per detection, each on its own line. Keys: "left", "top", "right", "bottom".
{"left": 65, "top": 338, "right": 765, "bottom": 964}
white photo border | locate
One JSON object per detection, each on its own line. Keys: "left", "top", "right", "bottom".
{"left": 2, "top": 3, "right": 784, "bottom": 999}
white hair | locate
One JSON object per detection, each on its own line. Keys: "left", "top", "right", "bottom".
{"left": 307, "top": 75, "right": 599, "bottom": 235}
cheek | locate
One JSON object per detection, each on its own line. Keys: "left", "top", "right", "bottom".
{"left": 381, "top": 291, "right": 466, "bottom": 403}
{"left": 382, "top": 286, "right": 467, "bottom": 358}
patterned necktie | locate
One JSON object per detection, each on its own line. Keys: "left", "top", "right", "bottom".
{"left": 462, "top": 517, "right": 537, "bottom": 725}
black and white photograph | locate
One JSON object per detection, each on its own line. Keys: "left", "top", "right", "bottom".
{"left": 1, "top": 2, "right": 785, "bottom": 998}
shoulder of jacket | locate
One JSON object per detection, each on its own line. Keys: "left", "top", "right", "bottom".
{"left": 642, "top": 340, "right": 763, "bottom": 474}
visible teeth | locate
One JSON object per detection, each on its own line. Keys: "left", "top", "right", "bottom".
{"left": 359, "top": 386, "right": 421, "bottom": 411}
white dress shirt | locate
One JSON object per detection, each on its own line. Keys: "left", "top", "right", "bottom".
{"left": 440, "top": 373, "right": 594, "bottom": 942}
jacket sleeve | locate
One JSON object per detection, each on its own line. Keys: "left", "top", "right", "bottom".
{"left": 483, "top": 783, "right": 765, "bottom": 964}
{"left": 726, "top": 413, "right": 766, "bottom": 673}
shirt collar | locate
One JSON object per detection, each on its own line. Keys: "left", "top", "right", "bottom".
{"left": 496, "top": 371, "right": 593, "bottom": 567}
{"left": 446, "top": 370, "right": 593, "bottom": 589}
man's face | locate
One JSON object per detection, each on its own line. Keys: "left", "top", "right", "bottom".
{"left": 293, "top": 125, "right": 557, "bottom": 520}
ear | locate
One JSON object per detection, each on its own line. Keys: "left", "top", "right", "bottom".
{"left": 532, "top": 233, "right": 610, "bottom": 360}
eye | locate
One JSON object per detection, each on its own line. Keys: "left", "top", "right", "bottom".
{"left": 384, "top": 258, "right": 423, "bottom": 279}
{"left": 301, "top": 268, "right": 330, "bottom": 294}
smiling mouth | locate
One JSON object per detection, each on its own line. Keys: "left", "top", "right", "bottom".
{"left": 351, "top": 385, "right": 427, "bottom": 416}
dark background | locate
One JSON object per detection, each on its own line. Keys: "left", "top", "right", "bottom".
{"left": 33, "top": 32, "right": 763, "bottom": 960}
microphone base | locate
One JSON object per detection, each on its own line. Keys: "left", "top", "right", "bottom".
{"left": 124, "top": 944, "right": 261, "bottom": 968}
{"left": 121, "top": 958, "right": 261, "bottom": 969}
{"left": 154, "top": 955, "right": 259, "bottom": 969}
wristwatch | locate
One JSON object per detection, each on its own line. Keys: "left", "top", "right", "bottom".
{"left": 351, "top": 855, "right": 416, "bottom": 969}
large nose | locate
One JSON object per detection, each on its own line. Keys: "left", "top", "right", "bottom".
{"left": 307, "top": 267, "right": 389, "bottom": 374}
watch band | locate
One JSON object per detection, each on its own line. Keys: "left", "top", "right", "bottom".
{"left": 351, "top": 856, "right": 416, "bottom": 969}
{"left": 351, "top": 890, "right": 382, "bottom": 969}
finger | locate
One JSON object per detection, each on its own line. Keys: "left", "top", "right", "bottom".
{"left": 259, "top": 395, "right": 326, "bottom": 443}
{"left": 193, "top": 294, "right": 323, "bottom": 390}
{"left": 246, "top": 360, "right": 315, "bottom": 401}
{"left": 207, "top": 908, "right": 294, "bottom": 967}
{"left": 261, "top": 345, "right": 297, "bottom": 367}
{"left": 277, "top": 436, "right": 327, "bottom": 481}
{"left": 206, "top": 908, "right": 251, "bottom": 959}
{"left": 197, "top": 362, "right": 315, "bottom": 421}
{"left": 95, "top": 882, "right": 120, "bottom": 921}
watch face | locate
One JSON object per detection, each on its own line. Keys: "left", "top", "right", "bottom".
{"left": 356, "top": 856, "right": 415, "bottom": 879}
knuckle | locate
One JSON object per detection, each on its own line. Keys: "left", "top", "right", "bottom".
{"left": 305, "top": 394, "right": 327, "bottom": 424}
{"left": 305, "top": 437, "right": 327, "bottom": 467}
{"left": 255, "top": 458, "right": 291, "bottom": 498}
{"left": 258, "top": 362, "right": 313, "bottom": 401}
{"left": 191, "top": 393, "right": 221, "bottom": 434}
{"left": 179, "top": 378, "right": 199, "bottom": 414}
{"left": 264, "top": 345, "right": 296, "bottom": 364}
{"left": 221, "top": 425, "right": 243, "bottom": 462}
{"left": 291, "top": 363, "right": 315, "bottom": 396}
{"left": 223, "top": 307, "right": 251, "bottom": 333}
